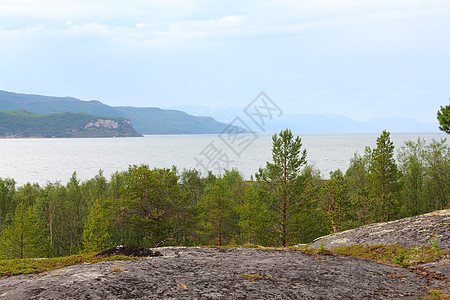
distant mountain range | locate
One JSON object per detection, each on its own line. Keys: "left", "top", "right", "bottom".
{"left": 0, "top": 109, "right": 142, "bottom": 138}
{"left": 0, "top": 90, "right": 231, "bottom": 135}
{"left": 0, "top": 90, "right": 440, "bottom": 136}
{"left": 173, "top": 105, "right": 440, "bottom": 134}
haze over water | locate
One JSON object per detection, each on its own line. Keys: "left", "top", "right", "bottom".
{"left": 0, "top": 133, "right": 446, "bottom": 186}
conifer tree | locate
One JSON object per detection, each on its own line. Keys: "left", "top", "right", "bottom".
{"left": 367, "top": 130, "right": 401, "bottom": 221}
{"left": 0, "top": 178, "right": 16, "bottom": 230}
{"left": 256, "top": 129, "right": 307, "bottom": 246}
{"left": 198, "top": 178, "right": 229, "bottom": 246}
{"left": 437, "top": 102, "right": 450, "bottom": 134}
{"left": 119, "top": 165, "right": 190, "bottom": 246}
{"left": 0, "top": 203, "right": 48, "bottom": 259}
{"left": 318, "top": 170, "right": 353, "bottom": 233}
{"left": 198, "top": 170, "right": 242, "bottom": 246}
{"left": 82, "top": 199, "right": 114, "bottom": 253}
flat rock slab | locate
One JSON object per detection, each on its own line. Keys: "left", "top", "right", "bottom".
{"left": 309, "top": 209, "right": 450, "bottom": 251}
{"left": 0, "top": 247, "right": 447, "bottom": 299}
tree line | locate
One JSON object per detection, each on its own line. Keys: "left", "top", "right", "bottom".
{"left": 0, "top": 129, "right": 448, "bottom": 259}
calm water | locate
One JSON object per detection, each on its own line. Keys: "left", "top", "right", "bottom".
{"left": 0, "top": 133, "right": 446, "bottom": 186}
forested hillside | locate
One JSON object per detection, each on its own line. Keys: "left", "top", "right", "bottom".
{"left": 0, "top": 109, "right": 142, "bottom": 138}
{"left": 0, "top": 90, "right": 231, "bottom": 134}
{"left": 0, "top": 130, "right": 448, "bottom": 258}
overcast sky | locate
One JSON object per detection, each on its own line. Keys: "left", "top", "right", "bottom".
{"left": 1, "top": 0, "right": 449, "bottom": 122}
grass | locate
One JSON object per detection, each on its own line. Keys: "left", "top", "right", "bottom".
{"left": 423, "top": 288, "right": 450, "bottom": 300}
{"left": 332, "top": 243, "right": 446, "bottom": 267}
{"left": 204, "top": 241, "right": 446, "bottom": 268}
{"left": 0, "top": 253, "right": 138, "bottom": 277}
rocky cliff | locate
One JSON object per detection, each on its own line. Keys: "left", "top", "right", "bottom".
{"left": 0, "top": 110, "right": 142, "bottom": 138}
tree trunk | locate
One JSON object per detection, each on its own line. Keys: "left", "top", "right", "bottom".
{"left": 282, "top": 199, "right": 287, "bottom": 247}
{"left": 20, "top": 232, "right": 24, "bottom": 259}
{"left": 217, "top": 219, "right": 222, "bottom": 246}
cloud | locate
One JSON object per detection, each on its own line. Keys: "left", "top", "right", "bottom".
{"left": 1, "top": 0, "right": 449, "bottom": 49}
{"left": 0, "top": 0, "right": 449, "bottom": 122}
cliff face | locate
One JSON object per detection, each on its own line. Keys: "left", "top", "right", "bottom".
{"left": 68, "top": 118, "right": 143, "bottom": 138}
{"left": 0, "top": 110, "right": 143, "bottom": 138}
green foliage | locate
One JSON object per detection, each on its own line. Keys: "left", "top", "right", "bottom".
{"left": 367, "top": 130, "right": 401, "bottom": 222}
{"left": 256, "top": 129, "right": 307, "bottom": 247}
{"left": 0, "top": 128, "right": 449, "bottom": 260}
{"left": 334, "top": 243, "right": 445, "bottom": 267}
{"left": 82, "top": 199, "right": 114, "bottom": 253}
{"left": 0, "top": 177, "right": 16, "bottom": 230}
{"left": 397, "top": 138, "right": 449, "bottom": 215}
{"left": 318, "top": 241, "right": 326, "bottom": 252}
{"left": 423, "top": 139, "right": 450, "bottom": 210}
{"left": 180, "top": 168, "right": 204, "bottom": 204}
{"left": 317, "top": 173, "right": 354, "bottom": 233}
{"left": 392, "top": 248, "right": 409, "bottom": 267}
{"left": 398, "top": 138, "right": 428, "bottom": 216}
{"left": 0, "top": 253, "right": 138, "bottom": 276}
{"left": 197, "top": 170, "right": 242, "bottom": 246}
{"left": 437, "top": 102, "right": 450, "bottom": 134}
{"left": 117, "top": 165, "right": 191, "bottom": 247}
{"left": 237, "top": 183, "right": 267, "bottom": 245}
{"left": 35, "top": 182, "right": 69, "bottom": 257}
{"left": 0, "top": 203, "right": 48, "bottom": 259}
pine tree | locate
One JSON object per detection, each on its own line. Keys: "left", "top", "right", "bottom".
{"left": 256, "top": 129, "right": 307, "bottom": 246}
{"left": 367, "top": 130, "right": 401, "bottom": 221}
{"left": 318, "top": 170, "right": 353, "bottom": 233}
{"left": 0, "top": 178, "right": 16, "bottom": 230}
{"left": 118, "top": 165, "right": 190, "bottom": 247}
{"left": 437, "top": 102, "right": 450, "bottom": 134}
{"left": 199, "top": 178, "right": 229, "bottom": 246}
{"left": 0, "top": 202, "right": 48, "bottom": 259}
{"left": 82, "top": 199, "right": 114, "bottom": 253}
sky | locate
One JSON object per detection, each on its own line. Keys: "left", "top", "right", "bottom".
{"left": 0, "top": 0, "right": 449, "bottom": 123}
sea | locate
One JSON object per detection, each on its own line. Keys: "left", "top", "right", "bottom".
{"left": 0, "top": 133, "right": 446, "bottom": 186}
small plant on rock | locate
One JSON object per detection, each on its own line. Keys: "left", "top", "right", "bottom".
{"left": 392, "top": 249, "right": 410, "bottom": 267}
{"left": 318, "top": 241, "right": 326, "bottom": 253}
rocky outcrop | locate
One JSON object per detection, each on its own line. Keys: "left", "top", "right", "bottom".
{"left": 0, "top": 110, "right": 143, "bottom": 138}
{"left": 0, "top": 247, "right": 447, "bottom": 299}
{"left": 1, "top": 211, "right": 449, "bottom": 299}
{"left": 309, "top": 209, "right": 450, "bottom": 251}
{"left": 71, "top": 118, "right": 143, "bottom": 138}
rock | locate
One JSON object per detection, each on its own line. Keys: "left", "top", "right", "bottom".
{"left": 1, "top": 211, "right": 449, "bottom": 299}
{"left": 309, "top": 209, "right": 450, "bottom": 251}
{"left": 0, "top": 247, "right": 447, "bottom": 299}
{"left": 97, "top": 245, "right": 163, "bottom": 257}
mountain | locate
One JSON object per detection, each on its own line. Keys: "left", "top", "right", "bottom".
{"left": 265, "top": 113, "right": 376, "bottom": 134}
{"left": 175, "top": 105, "right": 439, "bottom": 134}
{"left": 115, "top": 107, "right": 232, "bottom": 134}
{"left": 0, "top": 90, "right": 232, "bottom": 135}
{"left": 367, "top": 117, "right": 438, "bottom": 133}
{"left": 0, "top": 109, "right": 142, "bottom": 138}
{"left": 1, "top": 90, "right": 439, "bottom": 135}
{"left": 0, "top": 90, "right": 123, "bottom": 117}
